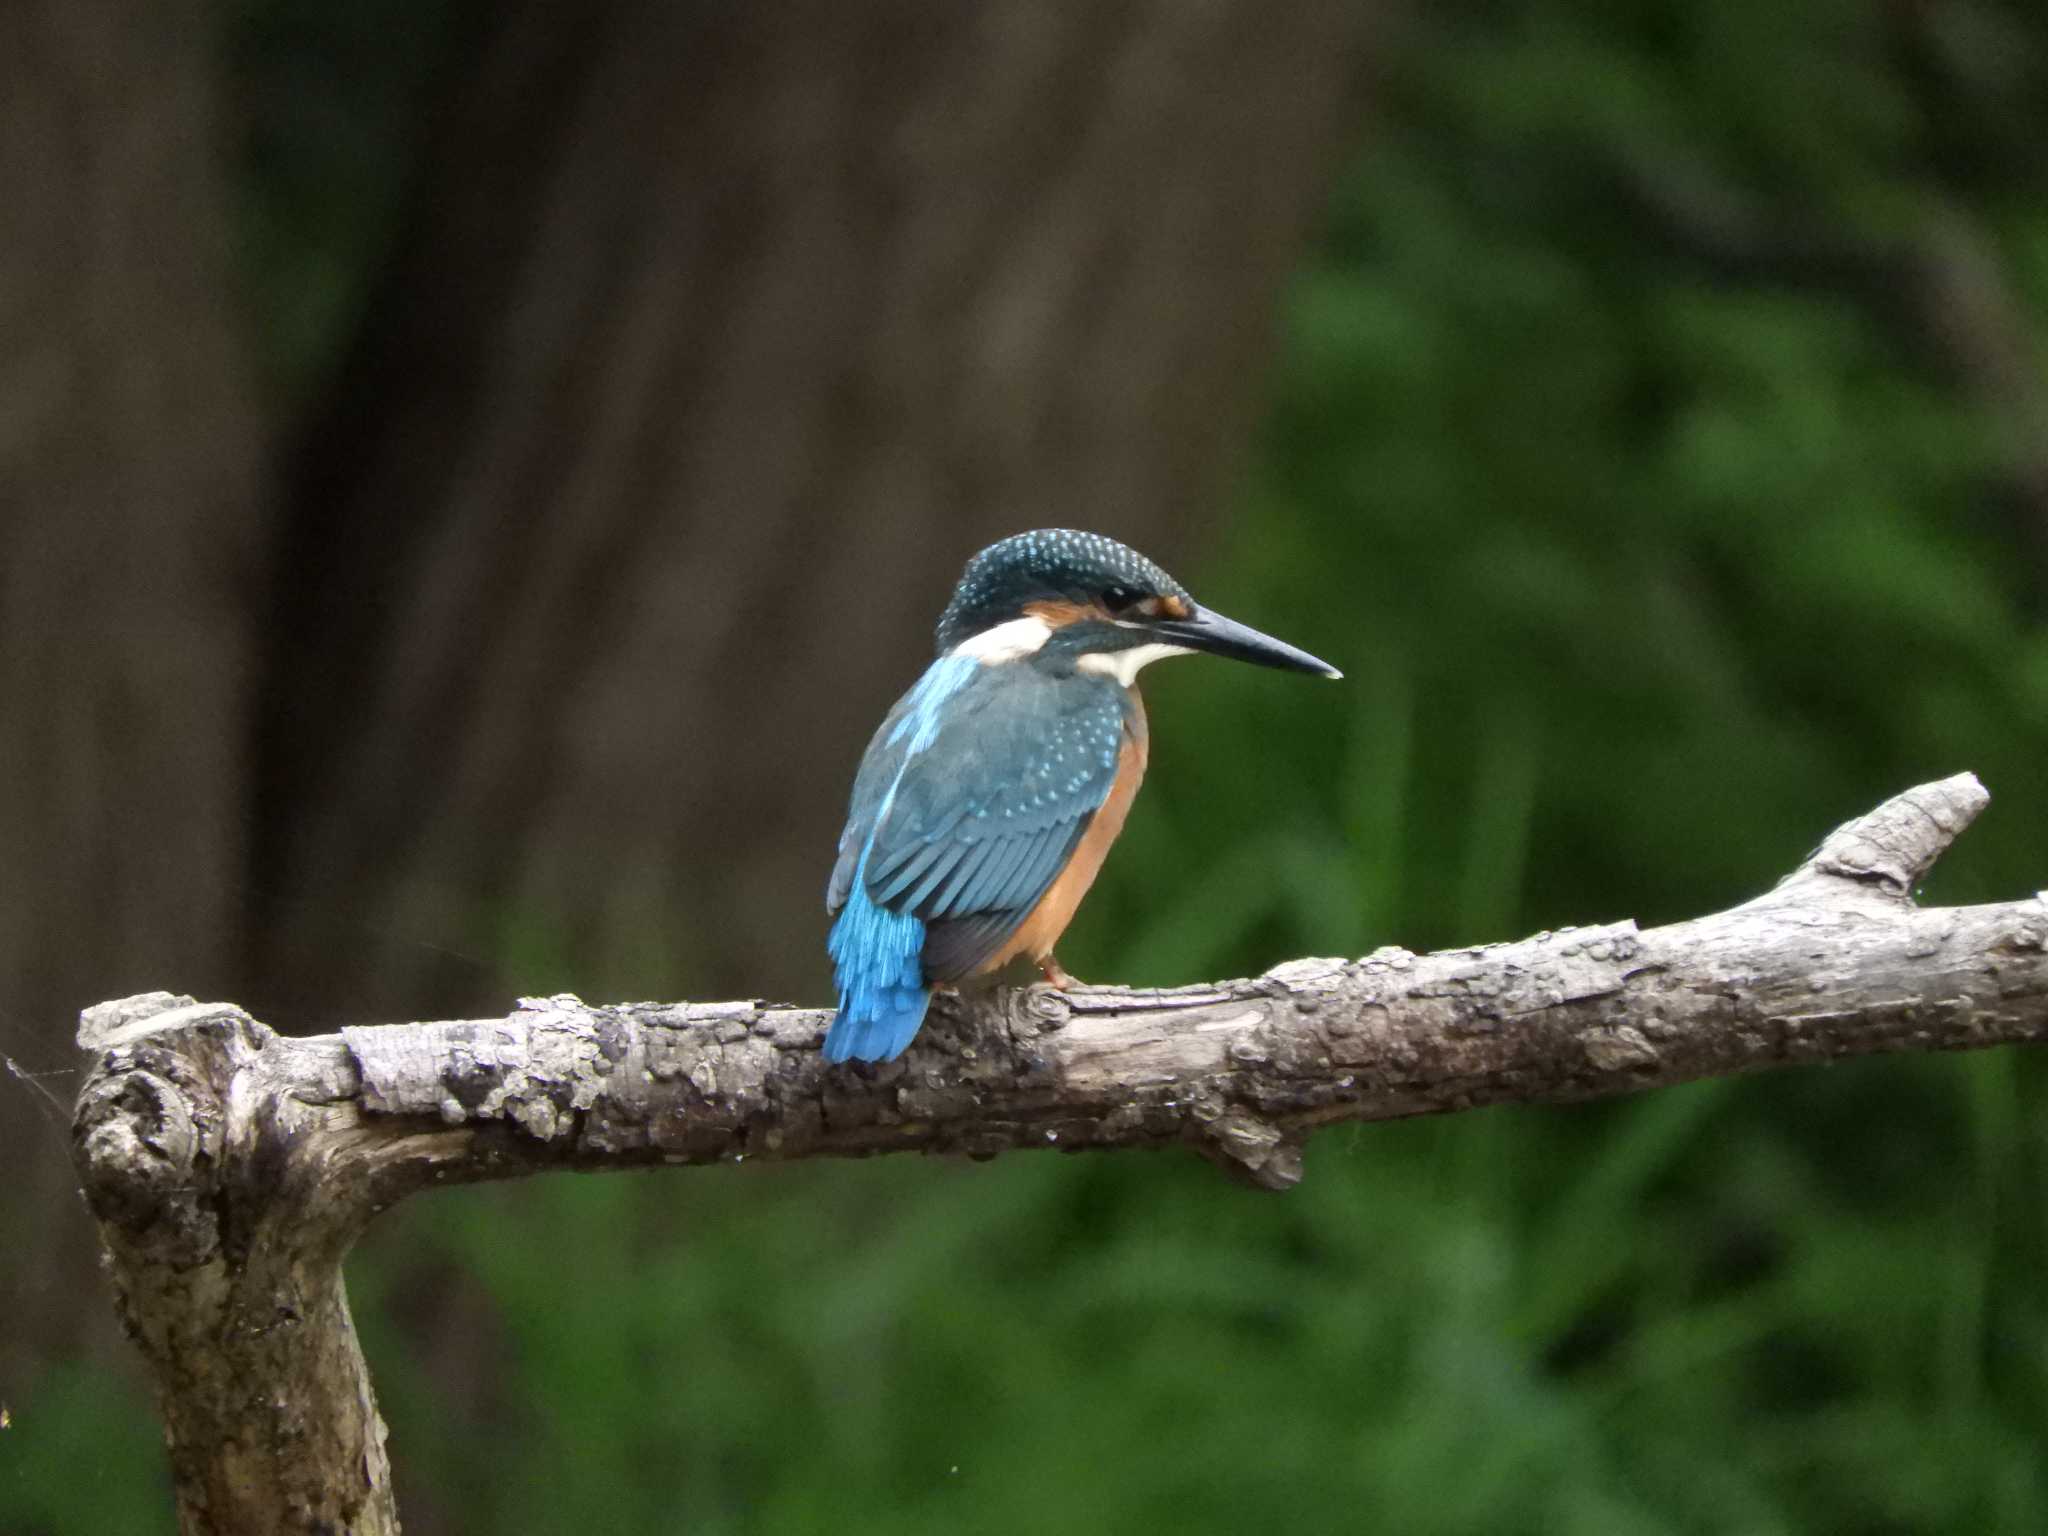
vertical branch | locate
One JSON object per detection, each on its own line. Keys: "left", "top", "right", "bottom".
{"left": 74, "top": 996, "right": 398, "bottom": 1536}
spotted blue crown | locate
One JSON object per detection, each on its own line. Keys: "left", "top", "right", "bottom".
{"left": 933, "top": 529, "right": 1188, "bottom": 653}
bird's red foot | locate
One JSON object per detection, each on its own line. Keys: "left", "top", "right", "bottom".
{"left": 1038, "top": 955, "right": 1081, "bottom": 991}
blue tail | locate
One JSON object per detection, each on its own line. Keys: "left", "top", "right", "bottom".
{"left": 824, "top": 883, "right": 932, "bottom": 1063}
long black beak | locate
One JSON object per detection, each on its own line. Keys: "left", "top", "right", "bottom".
{"left": 1152, "top": 603, "right": 1342, "bottom": 678}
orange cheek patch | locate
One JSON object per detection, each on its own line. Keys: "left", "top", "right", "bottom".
{"left": 1024, "top": 599, "right": 1106, "bottom": 627}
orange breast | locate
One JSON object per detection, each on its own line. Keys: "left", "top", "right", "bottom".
{"left": 976, "top": 693, "right": 1149, "bottom": 973}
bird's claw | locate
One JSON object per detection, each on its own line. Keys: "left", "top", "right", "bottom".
{"left": 1038, "top": 956, "right": 1081, "bottom": 991}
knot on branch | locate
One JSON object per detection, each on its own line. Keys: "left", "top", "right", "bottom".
{"left": 1191, "top": 1102, "right": 1305, "bottom": 1192}
{"left": 75, "top": 1067, "right": 209, "bottom": 1242}
{"left": 72, "top": 996, "right": 269, "bottom": 1261}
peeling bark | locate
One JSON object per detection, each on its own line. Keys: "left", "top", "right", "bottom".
{"left": 71, "top": 774, "right": 2048, "bottom": 1534}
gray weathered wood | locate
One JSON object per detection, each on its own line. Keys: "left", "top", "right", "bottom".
{"left": 70, "top": 773, "right": 2048, "bottom": 1534}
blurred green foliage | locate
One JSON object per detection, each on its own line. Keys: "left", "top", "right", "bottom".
{"left": 14, "top": 1, "right": 2048, "bottom": 1532}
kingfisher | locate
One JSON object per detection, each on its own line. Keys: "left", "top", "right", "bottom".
{"left": 823, "top": 529, "right": 1340, "bottom": 1063}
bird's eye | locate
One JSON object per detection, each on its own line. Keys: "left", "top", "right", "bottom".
{"left": 1102, "top": 585, "right": 1144, "bottom": 613}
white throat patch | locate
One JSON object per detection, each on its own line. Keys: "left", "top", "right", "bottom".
{"left": 1076, "top": 641, "right": 1196, "bottom": 686}
{"left": 950, "top": 614, "right": 1053, "bottom": 664}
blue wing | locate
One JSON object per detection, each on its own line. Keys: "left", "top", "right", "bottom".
{"left": 868, "top": 665, "right": 1129, "bottom": 974}
{"left": 824, "top": 660, "right": 1129, "bottom": 1062}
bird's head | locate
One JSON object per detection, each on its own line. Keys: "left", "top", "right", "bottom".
{"left": 934, "top": 529, "right": 1340, "bottom": 685}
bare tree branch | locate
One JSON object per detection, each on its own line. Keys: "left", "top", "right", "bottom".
{"left": 70, "top": 773, "right": 2048, "bottom": 1534}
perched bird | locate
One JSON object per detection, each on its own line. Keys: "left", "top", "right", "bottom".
{"left": 824, "top": 529, "right": 1340, "bottom": 1064}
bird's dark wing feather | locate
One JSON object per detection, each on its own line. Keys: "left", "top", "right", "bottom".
{"left": 858, "top": 665, "right": 1130, "bottom": 981}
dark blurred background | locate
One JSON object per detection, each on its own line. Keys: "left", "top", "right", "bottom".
{"left": 6, "top": 1, "right": 2048, "bottom": 1531}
